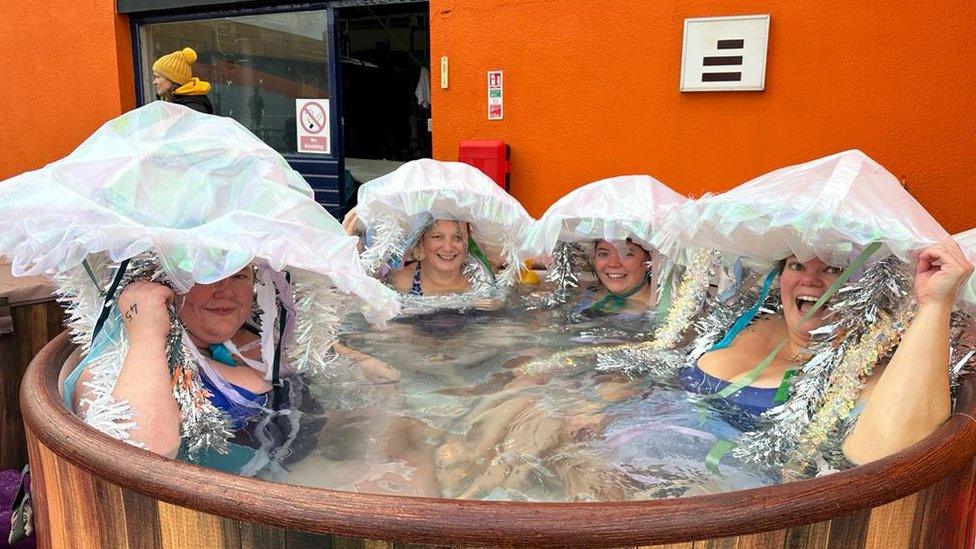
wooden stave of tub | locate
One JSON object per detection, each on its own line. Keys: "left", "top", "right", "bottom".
{"left": 0, "top": 295, "right": 62, "bottom": 470}
{"left": 21, "top": 332, "right": 976, "bottom": 548}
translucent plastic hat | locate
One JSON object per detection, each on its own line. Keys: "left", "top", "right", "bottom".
{"left": 0, "top": 101, "right": 398, "bottom": 325}
{"left": 522, "top": 175, "right": 688, "bottom": 262}
{"left": 0, "top": 102, "right": 403, "bottom": 454}
{"left": 355, "top": 158, "right": 534, "bottom": 284}
{"left": 679, "top": 149, "right": 951, "bottom": 270}
{"left": 953, "top": 227, "right": 976, "bottom": 308}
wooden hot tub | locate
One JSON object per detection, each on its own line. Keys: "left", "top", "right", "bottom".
{"left": 0, "top": 261, "right": 60, "bottom": 471}
{"left": 20, "top": 332, "right": 976, "bottom": 548}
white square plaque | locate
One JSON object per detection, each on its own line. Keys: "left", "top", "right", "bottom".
{"left": 680, "top": 15, "right": 770, "bottom": 92}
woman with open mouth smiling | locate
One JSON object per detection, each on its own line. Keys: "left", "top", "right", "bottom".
{"left": 669, "top": 150, "right": 976, "bottom": 470}
{"left": 692, "top": 256, "right": 842, "bottom": 400}
{"left": 684, "top": 242, "right": 972, "bottom": 465}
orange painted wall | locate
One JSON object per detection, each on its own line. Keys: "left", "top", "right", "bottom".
{"left": 430, "top": 1, "right": 976, "bottom": 233}
{"left": 0, "top": 0, "right": 134, "bottom": 181}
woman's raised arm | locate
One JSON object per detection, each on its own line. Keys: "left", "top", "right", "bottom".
{"left": 76, "top": 281, "right": 183, "bottom": 457}
{"left": 844, "top": 240, "right": 974, "bottom": 464}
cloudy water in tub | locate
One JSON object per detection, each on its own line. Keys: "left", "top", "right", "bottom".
{"left": 270, "top": 298, "right": 780, "bottom": 501}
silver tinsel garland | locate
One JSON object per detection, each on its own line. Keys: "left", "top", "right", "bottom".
{"left": 543, "top": 241, "right": 593, "bottom": 307}
{"left": 54, "top": 256, "right": 111, "bottom": 354}
{"left": 732, "top": 256, "right": 915, "bottom": 474}
{"left": 169, "top": 325, "right": 236, "bottom": 455}
{"left": 286, "top": 268, "right": 349, "bottom": 377}
{"left": 359, "top": 211, "right": 413, "bottom": 277}
{"left": 593, "top": 271, "right": 771, "bottom": 379}
{"left": 649, "top": 249, "right": 718, "bottom": 349}
{"left": 397, "top": 255, "right": 505, "bottom": 315}
{"left": 688, "top": 274, "right": 775, "bottom": 362}
{"left": 495, "top": 231, "right": 529, "bottom": 289}
{"left": 949, "top": 310, "right": 976, "bottom": 392}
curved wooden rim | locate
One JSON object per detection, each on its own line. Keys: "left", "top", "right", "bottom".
{"left": 21, "top": 332, "right": 976, "bottom": 547}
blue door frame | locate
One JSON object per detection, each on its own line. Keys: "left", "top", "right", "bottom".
{"left": 130, "top": 1, "right": 419, "bottom": 218}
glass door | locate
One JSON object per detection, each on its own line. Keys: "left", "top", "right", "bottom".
{"left": 334, "top": 2, "right": 431, "bottom": 202}
{"left": 136, "top": 8, "right": 348, "bottom": 216}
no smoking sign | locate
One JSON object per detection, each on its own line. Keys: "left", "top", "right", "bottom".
{"left": 295, "top": 98, "right": 330, "bottom": 154}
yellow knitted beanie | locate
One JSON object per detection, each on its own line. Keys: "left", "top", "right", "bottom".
{"left": 152, "top": 47, "right": 198, "bottom": 86}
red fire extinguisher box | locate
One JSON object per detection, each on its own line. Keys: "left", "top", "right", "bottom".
{"left": 458, "top": 140, "right": 511, "bottom": 191}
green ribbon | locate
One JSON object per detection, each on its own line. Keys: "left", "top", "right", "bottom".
{"left": 706, "top": 439, "right": 736, "bottom": 474}
{"left": 590, "top": 271, "right": 651, "bottom": 313}
{"left": 773, "top": 368, "right": 798, "bottom": 404}
{"left": 467, "top": 237, "right": 495, "bottom": 283}
{"left": 654, "top": 266, "right": 675, "bottom": 322}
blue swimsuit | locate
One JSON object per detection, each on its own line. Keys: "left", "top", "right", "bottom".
{"left": 200, "top": 370, "right": 268, "bottom": 430}
{"left": 679, "top": 360, "right": 779, "bottom": 417}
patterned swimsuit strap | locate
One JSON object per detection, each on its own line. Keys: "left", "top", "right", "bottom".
{"left": 410, "top": 263, "right": 423, "bottom": 296}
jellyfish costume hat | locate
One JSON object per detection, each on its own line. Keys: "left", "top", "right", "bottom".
{"left": 521, "top": 175, "right": 723, "bottom": 362}
{"left": 954, "top": 227, "right": 976, "bottom": 311}
{"left": 0, "top": 102, "right": 400, "bottom": 463}
{"left": 670, "top": 149, "right": 976, "bottom": 477}
{"left": 522, "top": 174, "right": 688, "bottom": 308}
{"left": 355, "top": 158, "right": 534, "bottom": 313}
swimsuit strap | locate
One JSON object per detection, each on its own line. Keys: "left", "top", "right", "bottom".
{"left": 710, "top": 267, "right": 777, "bottom": 351}
{"left": 409, "top": 264, "right": 424, "bottom": 296}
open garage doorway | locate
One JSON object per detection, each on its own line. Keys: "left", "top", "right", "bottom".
{"left": 336, "top": 2, "right": 430, "bottom": 193}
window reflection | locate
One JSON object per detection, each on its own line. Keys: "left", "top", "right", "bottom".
{"left": 139, "top": 11, "right": 330, "bottom": 155}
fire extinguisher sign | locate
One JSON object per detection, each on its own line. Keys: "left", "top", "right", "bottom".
{"left": 487, "top": 70, "right": 503, "bottom": 120}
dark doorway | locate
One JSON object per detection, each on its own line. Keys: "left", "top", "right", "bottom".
{"left": 336, "top": 3, "right": 431, "bottom": 187}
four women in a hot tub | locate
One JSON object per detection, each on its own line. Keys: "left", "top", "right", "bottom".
{"left": 70, "top": 189, "right": 972, "bottom": 495}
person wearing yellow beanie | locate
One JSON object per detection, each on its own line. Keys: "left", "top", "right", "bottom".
{"left": 152, "top": 47, "right": 214, "bottom": 114}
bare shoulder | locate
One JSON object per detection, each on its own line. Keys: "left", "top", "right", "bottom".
{"left": 386, "top": 263, "right": 417, "bottom": 292}
{"left": 697, "top": 314, "right": 785, "bottom": 380}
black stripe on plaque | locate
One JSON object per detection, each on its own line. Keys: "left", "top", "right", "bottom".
{"left": 717, "top": 39, "right": 745, "bottom": 49}
{"left": 702, "top": 72, "right": 743, "bottom": 82}
{"left": 703, "top": 56, "right": 743, "bottom": 66}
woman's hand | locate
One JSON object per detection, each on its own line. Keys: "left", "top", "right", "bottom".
{"left": 341, "top": 208, "right": 366, "bottom": 253}
{"left": 914, "top": 240, "right": 974, "bottom": 309}
{"left": 117, "top": 281, "right": 174, "bottom": 339}
{"left": 333, "top": 341, "right": 401, "bottom": 384}
{"left": 341, "top": 207, "right": 360, "bottom": 236}
{"left": 472, "top": 298, "right": 503, "bottom": 311}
